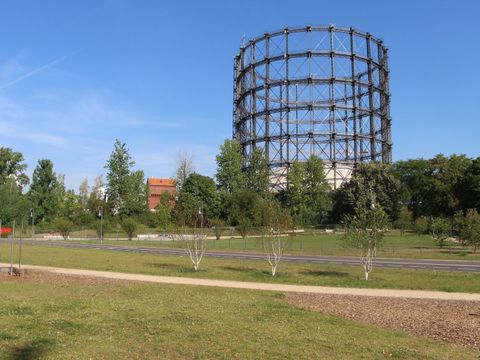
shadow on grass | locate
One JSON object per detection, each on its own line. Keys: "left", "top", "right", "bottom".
{"left": 9, "top": 338, "right": 54, "bottom": 360}
{"left": 301, "top": 270, "right": 349, "bottom": 277}
{"left": 221, "top": 266, "right": 255, "bottom": 273}
{"left": 147, "top": 262, "right": 181, "bottom": 270}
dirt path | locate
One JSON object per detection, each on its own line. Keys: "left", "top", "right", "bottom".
{"left": 1, "top": 262, "right": 479, "bottom": 301}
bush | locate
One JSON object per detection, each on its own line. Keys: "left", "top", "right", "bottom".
{"left": 236, "top": 218, "right": 251, "bottom": 239}
{"left": 121, "top": 218, "right": 138, "bottom": 240}
{"left": 55, "top": 219, "right": 74, "bottom": 240}
{"left": 414, "top": 217, "right": 429, "bottom": 234}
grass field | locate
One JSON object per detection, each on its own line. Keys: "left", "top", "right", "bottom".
{"left": 1, "top": 243, "right": 478, "bottom": 293}
{"left": 61, "top": 232, "right": 480, "bottom": 261}
{"left": 0, "top": 275, "right": 477, "bottom": 359}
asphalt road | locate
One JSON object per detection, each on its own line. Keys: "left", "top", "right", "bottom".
{"left": 2, "top": 239, "right": 480, "bottom": 273}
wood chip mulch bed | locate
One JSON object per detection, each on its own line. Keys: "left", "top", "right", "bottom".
{"left": 285, "top": 293, "right": 480, "bottom": 352}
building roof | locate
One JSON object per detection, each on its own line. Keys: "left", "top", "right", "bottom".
{"left": 147, "top": 178, "right": 175, "bottom": 186}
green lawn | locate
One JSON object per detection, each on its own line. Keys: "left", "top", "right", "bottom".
{"left": 0, "top": 278, "right": 477, "bottom": 359}
{"left": 63, "top": 232, "right": 480, "bottom": 261}
{"left": 1, "top": 243, "right": 479, "bottom": 293}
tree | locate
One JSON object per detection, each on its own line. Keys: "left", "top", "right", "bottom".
{"left": 343, "top": 201, "right": 389, "bottom": 281}
{"left": 122, "top": 170, "right": 148, "bottom": 217}
{"left": 174, "top": 191, "right": 201, "bottom": 227}
{"left": 394, "top": 155, "right": 471, "bottom": 218}
{"left": 458, "top": 157, "right": 480, "bottom": 213}
{"left": 175, "top": 151, "right": 195, "bottom": 192}
{"left": 88, "top": 175, "right": 106, "bottom": 216}
{"left": 333, "top": 162, "right": 400, "bottom": 223}
{"left": 121, "top": 218, "right": 138, "bottom": 240}
{"left": 246, "top": 147, "right": 269, "bottom": 195}
{"left": 429, "top": 217, "right": 450, "bottom": 249}
{"left": 236, "top": 217, "right": 251, "bottom": 239}
{"left": 0, "top": 177, "right": 31, "bottom": 225}
{"left": 286, "top": 156, "right": 331, "bottom": 226}
{"left": 455, "top": 209, "right": 480, "bottom": 253}
{"left": 59, "top": 190, "right": 84, "bottom": 224}
{"left": 178, "top": 173, "right": 220, "bottom": 224}
{"left": 172, "top": 209, "right": 207, "bottom": 271}
{"left": 261, "top": 201, "right": 290, "bottom": 276}
{"left": 55, "top": 219, "right": 74, "bottom": 240}
{"left": 153, "top": 191, "right": 173, "bottom": 232}
{"left": 394, "top": 206, "right": 413, "bottom": 235}
{"left": 224, "top": 188, "right": 274, "bottom": 228}
{"left": 78, "top": 178, "right": 89, "bottom": 208}
{"left": 414, "top": 216, "right": 429, "bottom": 234}
{"left": 0, "top": 147, "right": 29, "bottom": 187}
{"left": 105, "top": 139, "right": 135, "bottom": 215}
{"left": 215, "top": 139, "right": 246, "bottom": 194}
{"left": 28, "top": 159, "right": 62, "bottom": 223}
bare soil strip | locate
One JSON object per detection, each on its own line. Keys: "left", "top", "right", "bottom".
{"left": 285, "top": 293, "right": 480, "bottom": 352}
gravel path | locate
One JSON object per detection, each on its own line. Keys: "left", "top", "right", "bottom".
{"left": 285, "top": 293, "right": 480, "bottom": 352}
{"left": 1, "top": 262, "right": 479, "bottom": 301}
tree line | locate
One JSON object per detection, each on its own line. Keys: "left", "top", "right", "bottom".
{"left": 1, "top": 141, "right": 479, "bottom": 252}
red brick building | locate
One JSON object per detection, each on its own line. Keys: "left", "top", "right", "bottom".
{"left": 147, "top": 178, "right": 176, "bottom": 211}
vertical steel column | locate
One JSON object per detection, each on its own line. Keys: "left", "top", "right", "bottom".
{"left": 329, "top": 26, "right": 337, "bottom": 186}
{"left": 265, "top": 34, "right": 271, "bottom": 163}
{"left": 233, "top": 55, "right": 238, "bottom": 140}
{"left": 285, "top": 28, "right": 290, "bottom": 166}
{"left": 349, "top": 28, "right": 358, "bottom": 165}
{"left": 366, "top": 33, "right": 376, "bottom": 161}
{"left": 295, "top": 82, "right": 299, "bottom": 161}
{"left": 250, "top": 40, "right": 256, "bottom": 152}
{"left": 382, "top": 47, "right": 392, "bottom": 163}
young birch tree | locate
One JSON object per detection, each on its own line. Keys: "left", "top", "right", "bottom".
{"left": 261, "top": 201, "right": 290, "bottom": 276}
{"left": 344, "top": 201, "right": 389, "bottom": 281}
{"left": 173, "top": 205, "right": 206, "bottom": 271}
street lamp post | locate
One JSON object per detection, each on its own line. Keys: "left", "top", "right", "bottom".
{"left": 98, "top": 208, "right": 103, "bottom": 244}
{"left": 30, "top": 208, "right": 35, "bottom": 240}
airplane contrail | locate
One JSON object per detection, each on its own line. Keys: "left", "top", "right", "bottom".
{"left": 0, "top": 53, "right": 70, "bottom": 90}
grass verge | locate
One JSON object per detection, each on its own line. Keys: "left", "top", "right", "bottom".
{"left": 1, "top": 243, "right": 479, "bottom": 293}
{"left": 0, "top": 274, "right": 478, "bottom": 359}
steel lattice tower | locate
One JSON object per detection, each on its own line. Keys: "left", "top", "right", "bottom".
{"left": 233, "top": 25, "right": 392, "bottom": 190}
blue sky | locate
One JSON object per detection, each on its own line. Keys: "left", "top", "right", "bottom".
{"left": 0, "top": 0, "right": 479, "bottom": 190}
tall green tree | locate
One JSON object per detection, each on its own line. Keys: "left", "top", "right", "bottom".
{"left": 215, "top": 139, "right": 246, "bottom": 194}
{"left": 332, "top": 162, "right": 400, "bottom": 223}
{"left": 59, "top": 190, "right": 84, "bottom": 224}
{"left": 176, "top": 173, "right": 220, "bottom": 225}
{"left": 105, "top": 139, "right": 135, "bottom": 216}
{"left": 0, "top": 147, "right": 29, "bottom": 187}
{"left": 286, "top": 156, "right": 331, "bottom": 226}
{"left": 459, "top": 157, "right": 480, "bottom": 213}
{"left": 28, "top": 159, "right": 62, "bottom": 223}
{"left": 122, "top": 170, "right": 148, "bottom": 217}
{"left": 0, "top": 177, "right": 31, "bottom": 224}
{"left": 394, "top": 155, "right": 471, "bottom": 218}
{"left": 246, "top": 147, "right": 269, "bottom": 195}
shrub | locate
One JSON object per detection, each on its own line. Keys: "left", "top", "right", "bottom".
{"left": 55, "top": 219, "right": 74, "bottom": 240}
{"left": 121, "top": 218, "right": 138, "bottom": 240}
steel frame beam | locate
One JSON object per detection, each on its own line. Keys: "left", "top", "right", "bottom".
{"left": 233, "top": 25, "right": 392, "bottom": 191}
